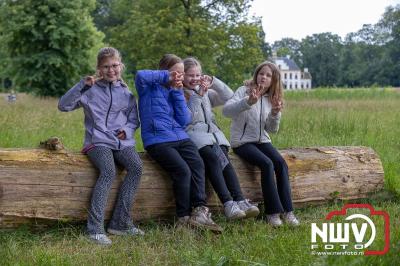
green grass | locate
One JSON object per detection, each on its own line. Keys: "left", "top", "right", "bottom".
{"left": 0, "top": 88, "right": 399, "bottom": 265}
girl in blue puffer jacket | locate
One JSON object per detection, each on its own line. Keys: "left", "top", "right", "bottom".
{"left": 59, "top": 47, "right": 143, "bottom": 245}
{"left": 135, "top": 54, "right": 222, "bottom": 233}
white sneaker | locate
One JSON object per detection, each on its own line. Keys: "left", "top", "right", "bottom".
{"left": 88, "top": 233, "right": 112, "bottom": 245}
{"left": 224, "top": 201, "right": 246, "bottom": 220}
{"left": 266, "top": 213, "right": 283, "bottom": 227}
{"left": 237, "top": 199, "right": 260, "bottom": 218}
{"left": 282, "top": 212, "right": 300, "bottom": 226}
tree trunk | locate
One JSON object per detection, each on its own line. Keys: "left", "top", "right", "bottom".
{"left": 0, "top": 146, "right": 384, "bottom": 228}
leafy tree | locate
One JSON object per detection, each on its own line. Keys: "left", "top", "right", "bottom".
{"left": 300, "top": 33, "right": 342, "bottom": 87}
{"left": 272, "top": 38, "right": 302, "bottom": 66}
{"left": 377, "top": 4, "right": 400, "bottom": 86}
{"left": 108, "top": 0, "right": 265, "bottom": 89}
{"left": 0, "top": 0, "right": 104, "bottom": 96}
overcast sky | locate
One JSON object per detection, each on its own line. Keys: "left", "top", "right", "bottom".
{"left": 249, "top": 0, "right": 400, "bottom": 44}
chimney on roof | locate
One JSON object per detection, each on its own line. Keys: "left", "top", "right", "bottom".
{"left": 304, "top": 68, "right": 308, "bottom": 72}
{"left": 272, "top": 50, "right": 277, "bottom": 59}
{"left": 286, "top": 55, "right": 291, "bottom": 59}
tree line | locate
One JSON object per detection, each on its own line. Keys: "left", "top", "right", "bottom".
{"left": 0, "top": 0, "right": 398, "bottom": 96}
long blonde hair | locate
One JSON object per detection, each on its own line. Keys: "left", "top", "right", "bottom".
{"left": 245, "top": 61, "right": 283, "bottom": 102}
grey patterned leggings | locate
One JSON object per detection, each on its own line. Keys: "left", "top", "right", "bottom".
{"left": 86, "top": 146, "right": 143, "bottom": 234}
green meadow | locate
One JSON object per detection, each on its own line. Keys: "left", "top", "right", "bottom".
{"left": 0, "top": 88, "right": 399, "bottom": 265}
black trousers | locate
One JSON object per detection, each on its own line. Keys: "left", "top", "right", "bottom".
{"left": 233, "top": 142, "right": 293, "bottom": 214}
{"left": 146, "top": 139, "right": 207, "bottom": 217}
{"left": 199, "top": 145, "right": 244, "bottom": 204}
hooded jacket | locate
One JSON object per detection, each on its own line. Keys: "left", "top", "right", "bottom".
{"left": 185, "top": 77, "right": 233, "bottom": 149}
{"left": 222, "top": 85, "right": 281, "bottom": 148}
{"left": 58, "top": 79, "right": 139, "bottom": 151}
{"left": 135, "top": 70, "right": 191, "bottom": 148}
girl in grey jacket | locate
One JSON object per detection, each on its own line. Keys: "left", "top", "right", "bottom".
{"left": 183, "top": 57, "right": 259, "bottom": 220}
{"left": 59, "top": 47, "right": 143, "bottom": 245}
{"left": 223, "top": 61, "right": 299, "bottom": 227}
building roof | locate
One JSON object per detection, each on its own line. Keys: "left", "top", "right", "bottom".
{"left": 273, "top": 56, "right": 301, "bottom": 71}
{"left": 302, "top": 72, "right": 312, "bottom": 79}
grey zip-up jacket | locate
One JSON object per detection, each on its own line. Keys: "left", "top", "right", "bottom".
{"left": 58, "top": 79, "right": 139, "bottom": 151}
{"left": 222, "top": 85, "right": 281, "bottom": 148}
{"left": 185, "top": 77, "right": 233, "bottom": 149}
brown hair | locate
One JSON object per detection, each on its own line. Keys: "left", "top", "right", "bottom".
{"left": 95, "top": 47, "right": 125, "bottom": 80}
{"left": 183, "top": 57, "right": 202, "bottom": 73}
{"left": 245, "top": 61, "right": 283, "bottom": 102}
{"left": 159, "top": 54, "right": 182, "bottom": 70}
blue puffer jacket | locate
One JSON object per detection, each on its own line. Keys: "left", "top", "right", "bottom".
{"left": 135, "top": 70, "right": 191, "bottom": 148}
{"left": 58, "top": 79, "right": 139, "bottom": 152}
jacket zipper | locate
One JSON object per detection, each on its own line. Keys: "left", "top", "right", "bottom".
{"left": 259, "top": 97, "right": 263, "bottom": 142}
{"left": 201, "top": 102, "right": 219, "bottom": 144}
{"left": 105, "top": 82, "right": 113, "bottom": 127}
{"left": 240, "top": 123, "right": 247, "bottom": 140}
{"left": 201, "top": 103, "right": 210, "bottom": 133}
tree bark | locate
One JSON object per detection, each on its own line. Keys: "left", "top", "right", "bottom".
{"left": 0, "top": 146, "right": 384, "bottom": 228}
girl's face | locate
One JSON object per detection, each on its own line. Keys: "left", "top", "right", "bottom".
{"left": 184, "top": 66, "right": 202, "bottom": 90}
{"left": 98, "top": 57, "right": 121, "bottom": 82}
{"left": 169, "top": 62, "right": 184, "bottom": 74}
{"left": 256, "top": 65, "right": 273, "bottom": 89}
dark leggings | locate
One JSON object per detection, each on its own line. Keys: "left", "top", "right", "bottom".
{"left": 86, "top": 146, "right": 143, "bottom": 234}
{"left": 233, "top": 142, "right": 293, "bottom": 214}
{"left": 146, "top": 139, "right": 206, "bottom": 217}
{"left": 199, "top": 145, "right": 244, "bottom": 203}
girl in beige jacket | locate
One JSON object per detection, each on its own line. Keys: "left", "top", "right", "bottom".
{"left": 223, "top": 61, "right": 299, "bottom": 227}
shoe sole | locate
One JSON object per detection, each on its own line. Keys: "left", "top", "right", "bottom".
{"left": 245, "top": 208, "right": 260, "bottom": 218}
{"left": 88, "top": 237, "right": 112, "bottom": 245}
{"left": 107, "top": 228, "right": 144, "bottom": 236}
{"left": 187, "top": 219, "right": 223, "bottom": 234}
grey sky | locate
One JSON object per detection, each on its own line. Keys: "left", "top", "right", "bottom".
{"left": 250, "top": 0, "right": 400, "bottom": 43}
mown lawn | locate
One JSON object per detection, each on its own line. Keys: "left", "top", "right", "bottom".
{"left": 0, "top": 88, "right": 399, "bottom": 265}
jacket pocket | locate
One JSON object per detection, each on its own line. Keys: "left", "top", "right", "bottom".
{"left": 240, "top": 123, "right": 247, "bottom": 140}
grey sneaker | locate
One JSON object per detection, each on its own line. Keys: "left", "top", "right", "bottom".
{"left": 189, "top": 206, "right": 223, "bottom": 233}
{"left": 266, "top": 213, "right": 283, "bottom": 227}
{"left": 88, "top": 233, "right": 112, "bottom": 245}
{"left": 237, "top": 199, "right": 260, "bottom": 218}
{"left": 107, "top": 226, "right": 145, "bottom": 236}
{"left": 224, "top": 201, "right": 246, "bottom": 220}
{"left": 282, "top": 212, "right": 300, "bottom": 226}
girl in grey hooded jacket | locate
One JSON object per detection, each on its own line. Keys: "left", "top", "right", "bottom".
{"left": 183, "top": 57, "right": 259, "bottom": 220}
{"left": 223, "top": 61, "right": 299, "bottom": 227}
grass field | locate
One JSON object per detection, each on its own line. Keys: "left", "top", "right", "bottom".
{"left": 0, "top": 88, "right": 399, "bottom": 265}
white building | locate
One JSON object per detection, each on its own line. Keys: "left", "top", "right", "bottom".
{"left": 271, "top": 54, "right": 312, "bottom": 90}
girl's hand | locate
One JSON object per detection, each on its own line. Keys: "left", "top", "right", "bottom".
{"left": 198, "top": 75, "right": 212, "bottom": 96}
{"left": 259, "top": 84, "right": 269, "bottom": 96}
{"left": 169, "top": 71, "right": 184, "bottom": 89}
{"left": 117, "top": 130, "right": 126, "bottom": 140}
{"left": 271, "top": 98, "right": 283, "bottom": 115}
{"left": 84, "top": 76, "right": 97, "bottom": 87}
{"left": 247, "top": 88, "right": 260, "bottom": 105}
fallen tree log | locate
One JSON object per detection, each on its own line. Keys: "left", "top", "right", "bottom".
{"left": 0, "top": 146, "right": 384, "bottom": 228}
